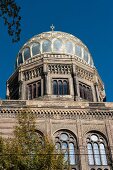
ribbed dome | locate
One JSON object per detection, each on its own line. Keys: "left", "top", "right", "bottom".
{"left": 16, "top": 31, "right": 94, "bottom": 68}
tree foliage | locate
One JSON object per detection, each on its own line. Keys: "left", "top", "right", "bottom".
{"left": 0, "top": 0, "right": 21, "bottom": 42}
{"left": 0, "top": 111, "right": 65, "bottom": 170}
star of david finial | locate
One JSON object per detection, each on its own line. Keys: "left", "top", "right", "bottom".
{"left": 50, "top": 24, "right": 55, "bottom": 31}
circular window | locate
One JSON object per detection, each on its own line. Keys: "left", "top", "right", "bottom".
{"left": 60, "top": 133, "right": 68, "bottom": 141}
{"left": 91, "top": 135, "right": 98, "bottom": 141}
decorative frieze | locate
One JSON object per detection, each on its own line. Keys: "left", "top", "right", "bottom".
{"left": 0, "top": 109, "right": 113, "bottom": 120}
{"left": 48, "top": 64, "right": 72, "bottom": 74}
{"left": 76, "top": 66, "right": 93, "bottom": 81}
{"left": 23, "top": 66, "right": 43, "bottom": 81}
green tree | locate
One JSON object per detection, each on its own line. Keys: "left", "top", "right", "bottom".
{"left": 0, "top": 111, "right": 65, "bottom": 170}
{"left": 0, "top": 0, "right": 21, "bottom": 42}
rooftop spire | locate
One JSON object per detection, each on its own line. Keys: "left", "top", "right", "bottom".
{"left": 50, "top": 24, "right": 55, "bottom": 31}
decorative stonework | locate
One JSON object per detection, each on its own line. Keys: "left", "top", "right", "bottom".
{"left": 82, "top": 124, "right": 106, "bottom": 137}
{"left": 76, "top": 66, "right": 93, "bottom": 82}
{"left": 48, "top": 64, "right": 72, "bottom": 74}
{"left": 0, "top": 108, "right": 113, "bottom": 120}
{"left": 23, "top": 66, "right": 43, "bottom": 81}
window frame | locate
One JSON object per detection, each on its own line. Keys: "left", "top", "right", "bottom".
{"left": 87, "top": 133, "right": 109, "bottom": 168}
{"left": 27, "top": 80, "right": 41, "bottom": 100}
{"left": 52, "top": 79, "right": 69, "bottom": 95}
{"left": 54, "top": 130, "right": 79, "bottom": 169}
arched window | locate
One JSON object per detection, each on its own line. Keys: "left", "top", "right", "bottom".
{"left": 18, "top": 52, "right": 23, "bottom": 65}
{"left": 54, "top": 130, "right": 79, "bottom": 169}
{"left": 53, "top": 80, "right": 58, "bottom": 95}
{"left": 84, "top": 50, "right": 89, "bottom": 62}
{"left": 27, "top": 81, "right": 41, "bottom": 100}
{"left": 58, "top": 80, "right": 63, "bottom": 95}
{"left": 53, "top": 80, "right": 69, "bottom": 95}
{"left": 53, "top": 39, "right": 62, "bottom": 52}
{"left": 23, "top": 47, "right": 31, "bottom": 61}
{"left": 32, "top": 43, "right": 40, "bottom": 56}
{"left": 75, "top": 45, "right": 82, "bottom": 58}
{"left": 42, "top": 40, "right": 51, "bottom": 52}
{"left": 65, "top": 41, "right": 74, "bottom": 54}
{"left": 87, "top": 133, "right": 108, "bottom": 167}
{"left": 63, "top": 81, "right": 68, "bottom": 95}
{"left": 79, "top": 82, "right": 93, "bottom": 102}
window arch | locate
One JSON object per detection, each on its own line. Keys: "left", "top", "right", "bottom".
{"left": 32, "top": 43, "right": 40, "bottom": 56}
{"left": 87, "top": 133, "right": 108, "bottom": 167}
{"left": 54, "top": 130, "right": 79, "bottom": 169}
{"left": 42, "top": 40, "right": 51, "bottom": 53}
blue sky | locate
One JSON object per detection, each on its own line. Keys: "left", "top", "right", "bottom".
{"left": 0, "top": 0, "right": 113, "bottom": 101}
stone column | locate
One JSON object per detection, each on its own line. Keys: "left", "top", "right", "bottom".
{"left": 69, "top": 76, "right": 74, "bottom": 96}
{"left": 43, "top": 72, "right": 47, "bottom": 95}
{"left": 77, "top": 120, "right": 87, "bottom": 170}
{"left": 72, "top": 65, "right": 80, "bottom": 101}
{"left": 94, "top": 82, "right": 100, "bottom": 102}
{"left": 105, "top": 120, "right": 113, "bottom": 168}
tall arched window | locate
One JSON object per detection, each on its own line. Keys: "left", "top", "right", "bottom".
{"left": 32, "top": 43, "right": 40, "bottom": 56}
{"left": 18, "top": 52, "right": 23, "bottom": 65}
{"left": 53, "top": 80, "right": 58, "bottom": 95}
{"left": 42, "top": 40, "right": 51, "bottom": 53}
{"left": 54, "top": 131, "right": 79, "bottom": 169}
{"left": 65, "top": 41, "right": 74, "bottom": 54}
{"left": 63, "top": 81, "right": 68, "bottom": 95}
{"left": 75, "top": 45, "right": 82, "bottom": 58}
{"left": 23, "top": 47, "right": 31, "bottom": 61}
{"left": 58, "top": 80, "right": 63, "bottom": 95}
{"left": 53, "top": 39, "right": 62, "bottom": 52}
{"left": 84, "top": 50, "right": 89, "bottom": 62}
{"left": 87, "top": 133, "right": 109, "bottom": 168}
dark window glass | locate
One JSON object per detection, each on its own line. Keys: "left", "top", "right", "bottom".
{"left": 24, "top": 48, "right": 31, "bottom": 60}
{"left": 53, "top": 80, "right": 58, "bottom": 95}
{"left": 79, "top": 83, "right": 93, "bottom": 101}
{"left": 58, "top": 80, "right": 63, "bottom": 95}
{"left": 53, "top": 79, "right": 69, "bottom": 95}
{"left": 38, "top": 81, "right": 41, "bottom": 97}
{"left": 27, "top": 81, "right": 41, "bottom": 100}
{"left": 63, "top": 81, "right": 68, "bottom": 95}
{"left": 33, "top": 84, "right": 36, "bottom": 98}
{"left": 18, "top": 53, "right": 23, "bottom": 65}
